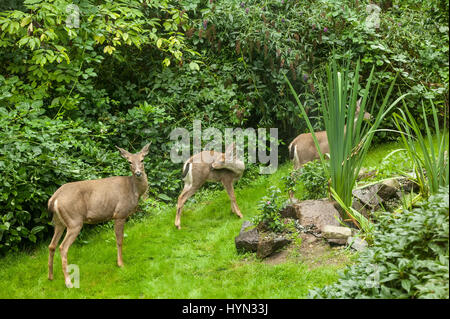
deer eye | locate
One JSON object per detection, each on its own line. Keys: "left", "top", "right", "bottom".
{"left": 128, "top": 161, "right": 132, "bottom": 164}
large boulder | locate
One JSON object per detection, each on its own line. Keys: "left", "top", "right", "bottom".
{"left": 294, "top": 199, "right": 342, "bottom": 231}
{"left": 235, "top": 221, "right": 292, "bottom": 258}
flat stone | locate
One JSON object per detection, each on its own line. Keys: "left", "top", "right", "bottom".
{"left": 321, "top": 225, "right": 352, "bottom": 239}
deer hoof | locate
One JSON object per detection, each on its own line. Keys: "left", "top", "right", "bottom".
{"left": 65, "top": 279, "right": 73, "bottom": 289}
{"left": 48, "top": 274, "right": 53, "bottom": 281}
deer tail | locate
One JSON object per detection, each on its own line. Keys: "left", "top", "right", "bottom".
{"left": 289, "top": 143, "right": 296, "bottom": 160}
{"left": 182, "top": 161, "right": 191, "bottom": 179}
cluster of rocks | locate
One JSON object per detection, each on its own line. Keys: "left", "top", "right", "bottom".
{"left": 352, "top": 177, "right": 419, "bottom": 217}
{"left": 236, "top": 177, "right": 413, "bottom": 258}
{"left": 235, "top": 199, "right": 367, "bottom": 258}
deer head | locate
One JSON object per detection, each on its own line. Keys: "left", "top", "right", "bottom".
{"left": 115, "top": 143, "right": 151, "bottom": 178}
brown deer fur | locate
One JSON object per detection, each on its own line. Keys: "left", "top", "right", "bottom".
{"left": 175, "top": 144, "right": 245, "bottom": 229}
{"left": 47, "top": 143, "right": 150, "bottom": 288}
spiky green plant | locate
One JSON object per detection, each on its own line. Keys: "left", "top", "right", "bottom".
{"left": 393, "top": 99, "right": 449, "bottom": 199}
{"left": 285, "top": 58, "right": 407, "bottom": 229}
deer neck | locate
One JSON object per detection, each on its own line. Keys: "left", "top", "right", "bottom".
{"left": 131, "top": 173, "right": 148, "bottom": 198}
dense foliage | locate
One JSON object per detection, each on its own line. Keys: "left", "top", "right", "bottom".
{"left": 253, "top": 186, "right": 286, "bottom": 233}
{"left": 0, "top": 0, "right": 448, "bottom": 252}
{"left": 309, "top": 186, "right": 449, "bottom": 299}
{"left": 298, "top": 160, "right": 329, "bottom": 200}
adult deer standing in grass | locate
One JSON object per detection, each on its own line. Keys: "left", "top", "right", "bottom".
{"left": 47, "top": 143, "right": 150, "bottom": 288}
{"left": 288, "top": 99, "right": 371, "bottom": 170}
{"left": 175, "top": 143, "right": 245, "bottom": 229}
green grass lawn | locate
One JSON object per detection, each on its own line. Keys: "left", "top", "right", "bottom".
{"left": 0, "top": 139, "right": 416, "bottom": 298}
{"left": 0, "top": 163, "right": 349, "bottom": 298}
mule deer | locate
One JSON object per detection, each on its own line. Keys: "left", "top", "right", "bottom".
{"left": 288, "top": 98, "right": 371, "bottom": 170}
{"left": 47, "top": 143, "right": 150, "bottom": 288}
{"left": 175, "top": 143, "right": 245, "bottom": 229}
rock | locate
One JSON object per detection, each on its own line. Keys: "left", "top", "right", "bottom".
{"left": 321, "top": 225, "right": 352, "bottom": 239}
{"left": 377, "top": 178, "right": 401, "bottom": 200}
{"left": 327, "top": 238, "right": 348, "bottom": 245}
{"left": 256, "top": 234, "right": 292, "bottom": 259}
{"left": 235, "top": 221, "right": 259, "bottom": 253}
{"left": 357, "top": 168, "right": 377, "bottom": 181}
{"left": 300, "top": 232, "right": 319, "bottom": 244}
{"left": 398, "top": 177, "right": 420, "bottom": 193}
{"left": 352, "top": 185, "right": 383, "bottom": 212}
{"left": 351, "top": 198, "right": 371, "bottom": 219}
{"left": 294, "top": 199, "right": 343, "bottom": 230}
{"left": 279, "top": 204, "right": 298, "bottom": 219}
{"left": 347, "top": 236, "right": 368, "bottom": 251}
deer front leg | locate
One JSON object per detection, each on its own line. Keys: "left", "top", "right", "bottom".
{"left": 222, "top": 179, "right": 243, "bottom": 218}
{"left": 114, "top": 219, "right": 126, "bottom": 267}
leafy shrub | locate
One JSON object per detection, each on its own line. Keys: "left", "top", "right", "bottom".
{"left": 0, "top": 104, "right": 127, "bottom": 253}
{"left": 282, "top": 160, "right": 329, "bottom": 200}
{"left": 188, "top": 0, "right": 448, "bottom": 139}
{"left": 253, "top": 187, "right": 286, "bottom": 233}
{"left": 298, "top": 160, "right": 329, "bottom": 200}
{"left": 309, "top": 186, "right": 449, "bottom": 299}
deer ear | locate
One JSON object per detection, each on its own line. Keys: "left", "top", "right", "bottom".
{"left": 140, "top": 143, "right": 151, "bottom": 157}
{"left": 115, "top": 146, "right": 130, "bottom": 159}
{"left": 356, "top": 98, "right": 362, "bottom": 109}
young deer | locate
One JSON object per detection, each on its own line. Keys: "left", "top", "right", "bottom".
{"left": 47, "top": 143, "right": 150, "bottom": 288}
{"left": 175, "top": 143, "right": 245, "bottom": 229}
{"left": 288, "top": 99, "right": 371, "bottom": 170}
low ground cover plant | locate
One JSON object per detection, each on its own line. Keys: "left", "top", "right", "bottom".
{"left": 309, "top": 186, "right": 449, "bottom": 299}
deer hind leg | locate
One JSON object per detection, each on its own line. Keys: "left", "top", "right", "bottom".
{"left": 175, "top": 184, "right": 201, "bottom": 229}
{"left": 48, "top": 222, "right": 65, "bottom": 281}
{"left": 59, "top": 224, "right": 82, "bottom": 288}
{"left": 222, "top": 178, "right": 243, "bottom": 218}
{"left": 114, "top": 219, "right": 126, "bottom": 267}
